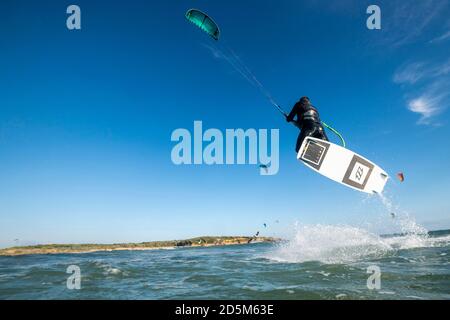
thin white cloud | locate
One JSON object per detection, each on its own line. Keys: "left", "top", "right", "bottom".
{"left": 394, "top": 59, "right": 450, "bottom": 85}
{"left": 408, "top": 96, "right": 441, "bottom": 125}
{"left": 393, "top": 62, "right": 428, "bottom": 84}
{"left": 380, "top": 0, "right": 448, "bottom": 47}
{"left": 394, "top": 60, "right": 450, "bottom": 125}
{"left": 430, "top": 30, "right": 450, "bottom": 43}
{"left": 434, "top": 59, "right": 450, "bottom": 77}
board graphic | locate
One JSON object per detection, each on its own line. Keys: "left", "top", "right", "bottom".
{"left": 298, "top": 137, "right": 388, "bottom": 194}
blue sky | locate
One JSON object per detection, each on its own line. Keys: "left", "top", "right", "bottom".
{"left": 0, "top": 0, "right": 449, "bottom": 248}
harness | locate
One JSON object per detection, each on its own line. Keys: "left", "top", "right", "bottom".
{"left": 301, "top": 106, "right": 321, "bottom": 124}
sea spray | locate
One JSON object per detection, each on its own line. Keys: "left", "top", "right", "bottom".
{"left": 266, "top": 193, "right": 432, "bottom": 264}
{"left": 377, "top": 192, "right": 428, "bottom": 236}
{"left": 376, "top": 192, "right": 430, "bottom": 250}
{"left": 266, "top": 224, "right": 391, "bottom": 264}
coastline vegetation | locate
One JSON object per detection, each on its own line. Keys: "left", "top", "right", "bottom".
{"left": 0, "top": 236, "right": 278, "bottom": 256}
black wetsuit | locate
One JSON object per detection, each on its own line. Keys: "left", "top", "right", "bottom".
{"left": 286, "top": 101, "right": 329, "bottom": 153}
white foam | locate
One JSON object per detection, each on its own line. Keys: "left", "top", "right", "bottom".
{"left": 106, "top": 267, "right": 122, "bottom": 275}
{"left": 267, "top": 224, "right": 391, "bottom": 264}
{"left": 265, "top": 194, "right": 439, "bottom": 264}
{"left": 92, "top": 261, "right": 124, "bottom": 275}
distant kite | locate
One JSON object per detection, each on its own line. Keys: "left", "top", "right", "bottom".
{"left": 397, "top": 172, "right": 405, "bottom": 182}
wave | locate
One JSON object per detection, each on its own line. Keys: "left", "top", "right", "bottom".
{"left": 91, "top": 261, "right": 125, "bottom": 276}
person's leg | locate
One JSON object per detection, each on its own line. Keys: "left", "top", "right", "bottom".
{"left": 318, "top": 126, "right": 329, "bottom": 141}
{"left": 311, "top": 125, "right": 329, "bottom": 141}
{"left": 296, "top": 128, "right": 313, "bottom": 153}
{"left": 295, "top": 132, "right": 304, "bottom": 153}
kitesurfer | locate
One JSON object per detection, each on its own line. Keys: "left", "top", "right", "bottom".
{"left": 286, "top": 97, "right": 329, "bottom": 152}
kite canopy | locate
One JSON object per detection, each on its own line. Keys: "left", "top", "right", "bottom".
{"left": 185, "top": 9, "right": 220, "bottom": 40}
{"left": 397, "top": 172, "right": 405, "bottom": 182}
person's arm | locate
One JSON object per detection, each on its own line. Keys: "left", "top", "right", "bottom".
{"left": 286, "top": 103, "right": 298, "bottom": 122}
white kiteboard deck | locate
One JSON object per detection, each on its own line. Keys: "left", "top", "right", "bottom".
{"left": 297, "top": 137, "right": 388, "bottom": 194}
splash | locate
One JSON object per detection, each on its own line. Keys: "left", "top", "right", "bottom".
{"left": 377, "top": 192, "right": 428, "bottom": 236}
{"left": 267, "top": 224, "right": 391, "bottom": 264}
{"left": 266, "top": 194, "right": 432, "bottom": 264}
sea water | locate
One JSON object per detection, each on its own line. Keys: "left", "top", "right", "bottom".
{"left": 1, "top": 193, "right": 449, "bottom": 300}
{"left": 0, "top": 228, "right": 449, "bottom": 300}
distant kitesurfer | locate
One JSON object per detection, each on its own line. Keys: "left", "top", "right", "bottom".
{"left": 286, "top": 97, "right": 329, "bottom": 153}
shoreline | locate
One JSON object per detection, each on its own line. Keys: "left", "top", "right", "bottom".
{"left": 0, "top": 236, "right": 279, "bottom": 257}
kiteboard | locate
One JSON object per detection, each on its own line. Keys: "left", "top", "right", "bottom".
{"left": 297, "top": 137, "right": 388, "bottom": 194}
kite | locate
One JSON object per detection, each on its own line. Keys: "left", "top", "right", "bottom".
{"left": 185, "top": 9, "right": 220, "bottom": 40}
